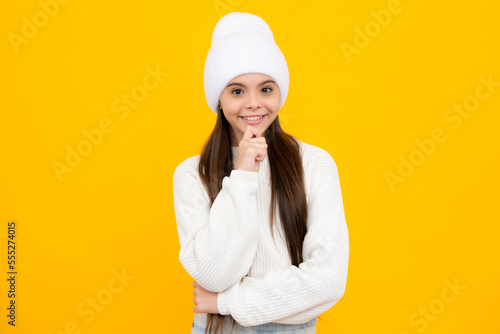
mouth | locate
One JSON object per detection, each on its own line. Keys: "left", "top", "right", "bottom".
{"left": 240, "top": 114, "right": 266, "bottom": 124}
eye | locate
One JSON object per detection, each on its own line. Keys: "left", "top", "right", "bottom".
{"left": 262, "top": 87, "right": 273, "bottom": 93}
{"left": 231, "top": 89, "right": 243, "bottom": 95}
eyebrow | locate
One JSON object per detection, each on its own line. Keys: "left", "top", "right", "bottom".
{"left": 225, "top": 79, "right": 276, "bottom": 88}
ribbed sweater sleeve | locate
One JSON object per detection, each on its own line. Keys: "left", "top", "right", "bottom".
{"left": 173, "top": 159, "right": 261, "bottom": 293}
{"left": 216, "top": 152, "right": 349, "bottom": 326}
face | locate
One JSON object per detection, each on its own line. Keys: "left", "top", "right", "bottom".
{"left": 219, "top": 73, "right": 280, "bottom": 147}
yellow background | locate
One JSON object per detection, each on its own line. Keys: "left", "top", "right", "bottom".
{"left": 1, "top": 0, "right": 499, "bottom": 333}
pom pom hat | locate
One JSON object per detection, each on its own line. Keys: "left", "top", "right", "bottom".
{"left": 204, "top": 12, "right": 289, "bottom": 114}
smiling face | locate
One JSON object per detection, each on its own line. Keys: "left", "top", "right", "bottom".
{"left": 219, "top": 73, "right": 280, "bottom": 147}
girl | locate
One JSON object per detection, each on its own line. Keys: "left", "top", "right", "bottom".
{"left": 173, "top": 12, "right": 349, "bottom": 334}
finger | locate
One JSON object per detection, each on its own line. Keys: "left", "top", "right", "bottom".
{"left": 248, "top": 136, "right": 267, "bottom": 149}
{"left": 242, "top": 125, "right": 255, "bottom": 140}
{"left": 251, "top": 141, "right": 268, "bottom": 151}
{"left": 242, "top": 125, "right": 262, "bottom": 140}
{"left": 255, "top": 146, "right": 268, "bottom": 158}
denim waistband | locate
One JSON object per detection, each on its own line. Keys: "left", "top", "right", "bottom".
{"left": 193, "top": 313, "right": 318, "bottom": 332}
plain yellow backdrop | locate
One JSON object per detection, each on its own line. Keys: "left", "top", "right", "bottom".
{"left": 1, "top": 0, "right": 499, "bottom": 333}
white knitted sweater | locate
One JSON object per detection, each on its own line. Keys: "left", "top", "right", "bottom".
{"left": 173, "top": 139, "right": 349, "bottom": 327}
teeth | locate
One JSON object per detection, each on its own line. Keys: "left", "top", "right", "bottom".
{"left": 242, "top": 116, "right": 263, "bottom": 121}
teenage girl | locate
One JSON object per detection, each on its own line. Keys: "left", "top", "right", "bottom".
{"left": 173, "top": 12, "right": 349, "bottom": 334}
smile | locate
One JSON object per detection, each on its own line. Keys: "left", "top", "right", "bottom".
{"left": 240, "top": 115, "right": 266, "bottom": 124}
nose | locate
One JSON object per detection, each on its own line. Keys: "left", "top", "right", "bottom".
{"left": 246, "top": 91, "right": 261, "bottom": 110}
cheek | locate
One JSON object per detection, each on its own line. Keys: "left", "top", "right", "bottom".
{"left": 267, "top": 95, "right": 280, "bottom": 109}
{"left": 224, "top": 109, "right": 241, "bottom": 122}
{"left": 224, "top": 99, "right": 244, "bottom": 112}
{"left": 268, "top": 100, "right": 280, "bottom": 112}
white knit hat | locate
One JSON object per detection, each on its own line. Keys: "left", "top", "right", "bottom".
{"left": 204, "top": 12, "right": 289, "bottom": 114}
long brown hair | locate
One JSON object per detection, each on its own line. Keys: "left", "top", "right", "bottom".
{"left": 197, "top": 106, "right": 320, "bottom": 333}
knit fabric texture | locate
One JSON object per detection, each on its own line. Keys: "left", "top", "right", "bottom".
{"left": 204, "top": 12, "right": 289, "bottom": 114}
{"left": 173, "top": 139, "right": 349, "bottom": 326}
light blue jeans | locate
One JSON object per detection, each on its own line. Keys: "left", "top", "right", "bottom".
{"left": 190, "top": 313, "right": 318, "bottom": 334}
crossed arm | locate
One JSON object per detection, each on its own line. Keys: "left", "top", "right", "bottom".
{"left": 180, "top": 153, "right": 349, "bottom": 327}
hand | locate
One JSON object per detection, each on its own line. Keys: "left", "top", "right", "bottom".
{"left": 192, "top": 280, "right": 219, "bottom": 314}
{"left": 235, "top": 125, "right": 268, "bottom": 172}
